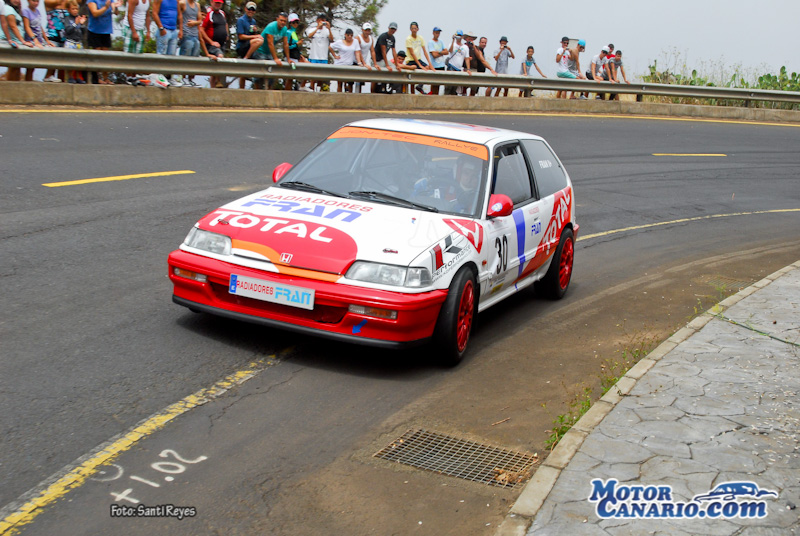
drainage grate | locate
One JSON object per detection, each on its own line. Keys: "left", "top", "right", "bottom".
{"left": 374, "top": 429, "right": 538, "bottom": 489}
{"left": 694, "top": 275, "right": 753, "bottom": 291}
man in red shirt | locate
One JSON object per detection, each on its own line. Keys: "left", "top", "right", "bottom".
{"left": 201, "top": 0, "right": 228, "bottom": 87}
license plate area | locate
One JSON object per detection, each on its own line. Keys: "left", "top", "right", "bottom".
{"left": 229, "top": 274, "right": 315, "bottom": 310}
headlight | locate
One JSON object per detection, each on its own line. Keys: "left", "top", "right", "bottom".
{"left": 183, "top": 227, "right": 232, "bottom": 255}
{"left": 346, "top": 262, "right": 431, "bottom": 288}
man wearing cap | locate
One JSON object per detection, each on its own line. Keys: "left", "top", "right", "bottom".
{"left": 235, "top": 2, "right": 262, "bottom": 61}
{"left": 374, "top": 22, "right": 399, "bottom": 93}
{"left": 427, "top": 26, "right": 446, "bottom": 94}
{"left": 444, "top": 30, "right": 470, "bottom": 95}
{"left": 354, "top": 23, "right": 379, "bottom": 93}
{"left": 555, "top": 36, "right": 572, "bottom": 98}
{"left": 200, "top": 0, "right": 227, "bottom": 86}
{"left": 464, "top": 32, "right": 495, "bottom": 96}
{"left": 489, "top": 36, "right": 514, "bottom": 97}
{"left": 567, "top": 39, "right": 587, "bottom": 98}
{"left": 405, "top": 21, "right": 434, "bottom": 93}
{"left": 586, "top": 45, "right": 614, "bottom": 99}
{"left": 306, "top": 14, "right": 332, "bottom": 91}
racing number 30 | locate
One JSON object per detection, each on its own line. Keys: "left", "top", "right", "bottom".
{"left": 495, "top": 236, "right": 508, "bottom": 274}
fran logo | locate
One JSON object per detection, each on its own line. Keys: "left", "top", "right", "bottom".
{"left": 280, "top": 253, "right": 293, "bottom": 264}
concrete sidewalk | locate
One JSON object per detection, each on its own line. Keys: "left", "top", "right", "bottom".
{"left": 499, "top": 260, "right": 800, "bottom": 535}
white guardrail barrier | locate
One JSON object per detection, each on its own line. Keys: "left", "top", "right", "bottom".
{"left": 2, "top": 47, "right": 800, "bottom": 105}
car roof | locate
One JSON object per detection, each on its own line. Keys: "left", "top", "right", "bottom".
{"left": 346, "top": 118, "right": 543, "bottom": 145}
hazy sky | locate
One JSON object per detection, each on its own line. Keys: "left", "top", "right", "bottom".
{"left": 377, "top": 0, "right": 800, "bottom": 83}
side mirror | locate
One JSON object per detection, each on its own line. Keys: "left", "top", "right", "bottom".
{"left": 486, "top": 194, "right": 513, "bottom": 218}
{"left": 272, "top": 162, "right": 293, "bottom": 183}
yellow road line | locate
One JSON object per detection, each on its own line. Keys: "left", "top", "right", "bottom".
{"left": 652, "top": 153, "right": 727, "bottom": 157}
{"left": 578, "top": 208, "right": 800, "bottom": 242}
{"left": 0, "top": 355, "right": 282, "bottom": 536}
{"left": 2, "top": 108, "right": 800, "bottom": 129}
{"left": 42, "top": 170, "right": 195, "bottom": 188}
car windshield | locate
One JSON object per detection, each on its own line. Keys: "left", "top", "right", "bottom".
{"left": 278, "top": 129, "right": 489, "bottom": 218}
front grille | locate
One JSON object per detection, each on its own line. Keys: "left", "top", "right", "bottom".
{"left": 209, "top": 282, "right": 346, "bottom": 324}
{"left": 374, "top": 429, "right": 538, "bottom": 489}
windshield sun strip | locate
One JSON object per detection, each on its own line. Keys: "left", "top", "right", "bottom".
{"left": 329, "top": 126, "right": 489, "bottom": 161}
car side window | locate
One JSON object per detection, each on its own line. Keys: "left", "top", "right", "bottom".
{"left": 492, "top": 144, "right": 533, "bottom": 205}
{"left": 520, "top": 139, "right": 568, "bottom": 198}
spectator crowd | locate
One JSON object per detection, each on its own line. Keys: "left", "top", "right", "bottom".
{"left": 0, "top": 0, "right": 630, "bottom": 96}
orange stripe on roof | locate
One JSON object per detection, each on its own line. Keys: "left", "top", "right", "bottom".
{"left": 330, "top": 126, "right": 489, "bottom": 160}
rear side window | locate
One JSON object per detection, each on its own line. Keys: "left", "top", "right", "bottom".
{"left": 521, "top": 139, "right": 568, "bottom": 198}
{"left": 492, "top": 144, "right": 533, "bottom": 205}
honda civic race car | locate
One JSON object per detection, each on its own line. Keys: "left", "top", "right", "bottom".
{"left": 168, "top": 119, "right": 578, "bottom": 364}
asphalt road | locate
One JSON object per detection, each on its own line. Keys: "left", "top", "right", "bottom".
{"left": 1, "top": 110, "right": 799, "bottom": 535}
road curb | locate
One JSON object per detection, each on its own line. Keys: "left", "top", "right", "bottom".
{"left": 3, "top": 82, "right": 800, "bottom": 124}
{"left": 494, "top": 259, "right": 800, "bottom": 536}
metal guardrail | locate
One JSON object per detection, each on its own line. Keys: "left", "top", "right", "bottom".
{"left": 2, "top": 47, "right": 800, "bottom": 104}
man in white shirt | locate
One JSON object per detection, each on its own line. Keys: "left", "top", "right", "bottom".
{"left": 306, "top": 13, "right": 333, "bottom": 91}
{"left": 444, "top": 30, "right": 470, "bottom": 95}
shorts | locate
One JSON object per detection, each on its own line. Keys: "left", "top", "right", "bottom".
{"left": 435, "top": 66, "right": 445, "bottom": 71}
{"left": 87, "top": 30, "right": 111, "bottom": 49}
{"left": 406, "top": 60, "right": 428, "bottom": 68}
{"left": 64, "top": 39, "right": 82, "bottom": 49}
{"left": 557, "top": 71, "right": 578, "bottom": 79}
{"left": 207, "top": 44, "right": 224, "bottom": 57}
{"left": 122, "top": 26, "right": 145, "bottom": 54}
{"left": 309, "top": 58, "right": 327, "bottom": 64}
{"left": 289, "top": 47, "right": 301, "bottom": 60}
{"left": 376, "top": 59, "right": 391, "bottom": 68}
{"left": 252, "top": 49, "right": 272, "bottom": 60}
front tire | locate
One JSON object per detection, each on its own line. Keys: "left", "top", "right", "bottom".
{"left": 537, "top": 227, "right": 574, "bottom": 300}
{"left": 434, "top": 267, "right": 477, "bottom": 366}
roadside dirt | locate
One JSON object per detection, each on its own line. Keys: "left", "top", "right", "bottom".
{"left": 256, "top": 241, "right": 800, "bottom": 536}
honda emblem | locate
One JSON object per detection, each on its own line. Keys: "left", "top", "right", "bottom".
{"left": 280, "top": 253, "right": 293, "bottom": 264}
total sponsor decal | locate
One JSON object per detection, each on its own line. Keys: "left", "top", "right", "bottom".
{"left": 201, "top": 210, "right": 358, "bottom": 274}
{"left": 241, "top": 195, "right": 372, "bottom": 222}
{"left": 589, "top": 479, "right": 778, "bottom": 520}
{"left": 443, "top": 219, "right": 484, "bottom": 254}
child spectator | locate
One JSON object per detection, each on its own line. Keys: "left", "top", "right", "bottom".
{"left": 44, "top": 0, "right": 68, "bottom": 81}
{"left": 489, "top": 36, "right": 513, "bottom": 97}
{"left": 519, "top": 45, "right": 546, "bottom": 97}
{"left": 63, "top": 0, "right": 86, "bottom": 83}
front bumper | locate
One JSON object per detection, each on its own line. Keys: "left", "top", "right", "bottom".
{"left": 168, "top": 250, "right": 448, "bottom": 348}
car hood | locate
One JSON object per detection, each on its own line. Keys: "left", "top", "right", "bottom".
{"left": 193, "top": 189, "right": 485, "bottom": 275}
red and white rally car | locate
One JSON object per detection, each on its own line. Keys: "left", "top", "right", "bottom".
{"left": 168, "top": 119, "right": 577, "bottom": 364}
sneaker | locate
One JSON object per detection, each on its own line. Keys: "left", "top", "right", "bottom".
{"left": 298, "top": 86, "right": 313, "bottom": 92}
{"left": 578, "top": 95, "right": 588, "bottom": 100}
{"left": 68, "top": 78, "right": 77, "bottom": 84}
{"left": 44, "top": 75, "right": 62, "bottom": 83}
{"left": 415, "top": 84, "right": 425, "bottom": 93}
{"left": 169, "top": 75, "right": 184, "bottom": 87}
{"left": 184, "top": 79, "right": 198, "bottom": 87}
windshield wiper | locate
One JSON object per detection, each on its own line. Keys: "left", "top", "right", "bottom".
{"left": 348, "top": 191, "right": 439, "bottom": 213}
{"left": 279, "top": 181, "right": 344, "bottom": 198}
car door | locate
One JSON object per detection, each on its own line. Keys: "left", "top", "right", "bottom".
{"left": 483, "top": 142, "right": 547, "bottom": 300}
{"left": 519, "top": 138, "right": 574, "bottom": 275}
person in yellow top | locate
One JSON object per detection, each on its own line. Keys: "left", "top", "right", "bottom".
{"left": 404, "top": 21, "right": 433, "bottom": 93}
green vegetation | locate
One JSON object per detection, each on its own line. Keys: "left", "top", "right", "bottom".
{"left": 544, "top": 330, "right": 658, "bottom": 451}
{"left": 639, "top": 48, "right": 800, "bottom": 110}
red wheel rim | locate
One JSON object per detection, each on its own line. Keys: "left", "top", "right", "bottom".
{"left": 456, "top": 280, "right": 475, "bottom": 352}
{"left": 558, "top": 238, "right": 574, "bottom": 291}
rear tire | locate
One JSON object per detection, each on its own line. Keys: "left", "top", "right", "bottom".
{"left": 537, "top": 227, "right": 574, "bottom": 300}
{"left": 434, "top": 267, "right": 477, "bottom": 366}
